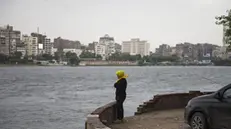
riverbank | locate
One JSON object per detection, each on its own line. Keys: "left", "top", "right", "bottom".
{"left": 0, "top": 64, "right": 37, "bottom": 67}
{"left": 0, "top": 64, "right": 221, "bottom": 67}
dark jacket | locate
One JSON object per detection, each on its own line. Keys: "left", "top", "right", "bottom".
{"left": 114, "top": 78, "right": 127, "bottom": 100}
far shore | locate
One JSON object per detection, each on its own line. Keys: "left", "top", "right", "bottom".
{"left": 0, "top": 64, "right": 229, "bottom": 67}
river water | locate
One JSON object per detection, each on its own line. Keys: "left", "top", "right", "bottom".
{"left": 0, "top": 66, "right": 231, "bottom": 129}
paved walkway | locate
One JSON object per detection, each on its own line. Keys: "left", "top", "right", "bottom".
{"left": 109, "top": 109, "right": 191, "bottom": 129}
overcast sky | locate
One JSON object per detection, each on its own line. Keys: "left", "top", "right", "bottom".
{"left": 0, "top": 0, "right": 230, "bottom": 51}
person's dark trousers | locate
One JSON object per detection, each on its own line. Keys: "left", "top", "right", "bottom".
{"left": 116, "top": 96, "right": 126, "bottom": 120}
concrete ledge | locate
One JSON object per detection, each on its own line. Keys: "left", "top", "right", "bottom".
{"left": 85, "top": 91, "right": 215, "bottom": 129}
{"left": 85, "top": 101, "right": 117, "bottom": 129}
{"left": 134, "top": 91, "right": 214, "bottom": 115}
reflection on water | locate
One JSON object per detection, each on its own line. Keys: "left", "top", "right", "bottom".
{"left": 0, "top": 66, "right": 230, "bottom": 129}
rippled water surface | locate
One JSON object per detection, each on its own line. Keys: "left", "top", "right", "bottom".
{"left": 0, "top": 66, "right": 231, "bottom": 129}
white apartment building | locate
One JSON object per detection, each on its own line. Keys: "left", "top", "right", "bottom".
{"left": 63, "top": 48, "right": 82, "bottom": 57}
{"left": 95, "top": 34, "right": 115, "bottom": 60}
{"left": 95, "top": 44, "right": 106, "bottom": 59}
{"left": 38, "top": 44, "right": 45, "bottom": 55}
{"left": 51, "top": 47, "right": 57, "bottom": 56}
{"left": 122, "top": 38, "right": 150, "bottom": 57}
{"left": 22, "top": 35, "right": 38, "bottom": 56}
{"left": 170, "top": 47, "right": 176, "bottom": 56}
{"left": 44, "top": 38, "right": 52, "bottom": 54}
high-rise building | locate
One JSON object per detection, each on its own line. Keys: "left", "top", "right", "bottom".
{"left": 30, "top": 33, "right": 46, "bottom": 55}
{"left": 0, "top": 25, "right": 21, "bottom": 55}
{"left": 122, "top": 38, "right": 150, "bottom": 57}
{"left": 44, "top": 38, "right": 52, "bottom": 54}
{"left": 53, "top": 37, "right": 81, "bottom": 50}
{"left": 95, "top": 34, "right": 115, "bottom": 60}
{"left": 53, "top": 37, "right": 82, "bottom": 60}
{"left": 22, "top": 35, "right": 38, "bottom": 56}
{"left": 87, "top": 42, "right": 97, "bottom": 53}
{"left": 155, "top": 44, "right": 171, "bottom": 56}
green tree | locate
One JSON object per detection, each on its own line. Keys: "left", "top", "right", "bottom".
{"left": 65, "top": 51, "right": 73, "bottom": 59}
{"left": 135, "top": 54, "right": 142, "bottom": 60}
{"left": 13, "top": 52, "right": 22, "bottom": 59}
{"left": 216, "top": 9, "right": 231, "bottom": 48}
{"left": 0, "top": 53, "right": 9, "bottom": 63}
{"left": 65, "top": 52, "right": 80, "bottom": 66}
{"left": 138, "top": 59, "right": 144, "bottom": 66}
{"left": 42, "top": 54, "right": 53, "bottom": 60}
{"left": 54, "top": 52, "right": 60, "bottom": 61}
{"left": 80, "top": 51, "right": 95, "bottom": 58}
{"left": 69, "top": 56, "right": 80, "bottom": 65}
{"left": 96, "top": 54, "right": 102, "bottom": 60}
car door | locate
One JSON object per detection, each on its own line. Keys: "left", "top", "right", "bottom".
{"left": 209, "top": 88, "right": 231, "bottom": 129}
{"left": 220, "top": 88, "right": 231, "bottom": 129}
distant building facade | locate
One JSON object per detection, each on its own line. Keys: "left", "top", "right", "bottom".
{"left": 86, "top": 42, "right": 97, "bottom": 53}
{"left": 31, "top": 33, "right": 46, "bottom": 55}
{"left": 54, "top": 37, "right": 81, "bottom": 49}
{"left": 44, "top": 38, "right": 52, "bottom": 54}
{"left": 22, "top": 35, "right": 38, "bottom": 56}
{"left": 51, "top": 47, "right": 58, "bottom": 56}
{"left": 173, "top": 42, "right": 219, "bottom": 61}
{"left": 0, "top": 25, "right": 21, "bottom": 55}
{"left": 122, "top": 38, "right": 150, "bottom": 57}
{"left": 95, "top": 34, "right": 116, "bottom": 60}
{"left": 63, "top": 48, "right": 82, "bottom": 57}
{"left": 53, "top": 37, "right": 81, "bottom": 60}
{"left": 155, "top": 44, "right": 171, "bottom": 56}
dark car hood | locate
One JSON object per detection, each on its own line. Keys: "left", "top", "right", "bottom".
{"left": 190, "top": 93, "right": 217, "bottom": 103}
{"left": 194, "top": 94, "right": 215, "bottom": 100}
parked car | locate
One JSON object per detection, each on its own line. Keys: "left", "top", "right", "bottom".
{"left": 184, "top": 84, "right": 231, "bottom": 129}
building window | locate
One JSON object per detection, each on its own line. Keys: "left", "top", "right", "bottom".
{"left": 0, "top": 37, "right": 6, "bottom": 44}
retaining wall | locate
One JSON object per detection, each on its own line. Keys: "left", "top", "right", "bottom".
{"left": 85, "top": 91, "right": 214, "bottom": 129}
{"left": 85, "top": 101, "right": 117, "bottom": 129}
{"left": 135, "top": 91, "right": 214, "bottom": 115}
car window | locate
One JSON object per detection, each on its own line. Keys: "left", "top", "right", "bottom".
{"left": 223, "top": 88, "right": 231, "bottom": 99}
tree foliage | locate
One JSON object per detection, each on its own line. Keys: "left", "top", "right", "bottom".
{"left": 36, "top": 54, "right": 53, "bottom": 61}
{"left": 108, "top": 52, "right": 141, "bottom": 61}
{"left": 108, "top": 52, "right": 179, "bottom": 64}
{"left": 42, "top": 54, "right": 53, "bottom": 60}
{"left": 0, "top": 53, "right": 9, "bottom": 63}
{"left": 95, "top": 54, "right": 102, "bottom": 60}
{"left": 54, "top": 52, "right": 60, "bottom": 61}
{"left": 79, "top": 50, "right": 102, "bottom": 60}
{"left": 13, "top": 52, "right": 22, "bottom": 59}
{"left": 80, "top": 50, "right": 95, "bottom": 58}
{"left": 65, "top": 52, "right": 80, "bottom": 66}
{"left": 216, "top": 9, "right": 231, "bottom": 47}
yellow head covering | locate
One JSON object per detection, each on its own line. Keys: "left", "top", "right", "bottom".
{"left": 116, "top": 70, "right": 128, "bottom": 83}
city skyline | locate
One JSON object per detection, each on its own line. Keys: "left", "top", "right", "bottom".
{"left": 1, "top": 0, "right": 231, "bottom": 51}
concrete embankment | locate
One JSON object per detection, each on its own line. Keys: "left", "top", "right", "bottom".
{"left": 85, "top": 91, "right": 214, "bottom": 129}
